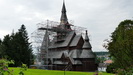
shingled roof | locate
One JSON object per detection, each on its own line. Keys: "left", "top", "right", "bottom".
{"left": 70, "top": 35, "right": 82, "bottom": 46}
{"left": 80, "top": 50, "right": 95, "bottom": 58}
{"left": 48, "top": 50, "right": 69, "bottom": 58}
{"left": 49, "top": 31, "right": 75, "bottom": 48}
{"left": 69, "top": 49, "right": 82, "bottom": 58}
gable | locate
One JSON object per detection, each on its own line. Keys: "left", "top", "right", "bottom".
{"left": 49, "top": 31, "right": 76, "bottom": 48}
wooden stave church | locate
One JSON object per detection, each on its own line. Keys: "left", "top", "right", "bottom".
{"left": 40, "top": 1, "right": 98, "bottom": 72}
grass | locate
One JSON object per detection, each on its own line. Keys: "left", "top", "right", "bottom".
{"left": 7, "top": 67, "right": 114, "bottom": 75}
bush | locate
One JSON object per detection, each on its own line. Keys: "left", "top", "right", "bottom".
{"left": 19, "top": 64, "right": 27, "bottom": 75}
{"left": 0, "top": 59, "right": 14, "bottom": 75}
{"left": 116, "top": 67, "right": 133, "bottom": 75}
{"left": 106, "top": 63, "right": 116, "bottom": 73}
{"left": 0, "top": 59, "right": 28, "bottom": 75}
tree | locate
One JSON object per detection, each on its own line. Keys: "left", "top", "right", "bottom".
{"left": 0, "top": 39, "right": 3, "bottom": 58}
{"left": 12, "top": 24, "right": 33, "bottom": 67}
{"left": 104, "top": 20, "right": 133, "bottom": 70}
{"left": 0, "top": 25, "right": 33, "bottom": 67}
{"left": 0, "top": 35, "right": 12, "bottom": 58}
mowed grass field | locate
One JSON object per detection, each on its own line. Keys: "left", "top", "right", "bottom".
{"left": 7, "top": 68, "right": 114, "bottom": 75}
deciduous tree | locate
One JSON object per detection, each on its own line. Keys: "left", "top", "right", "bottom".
{"left": 104, "top": 20, "right": 133, "bottom": 69}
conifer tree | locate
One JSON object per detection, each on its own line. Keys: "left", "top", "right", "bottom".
{"left": 0, "top": 25, "right": 33, "bottom": 67}
{"left": 13, "top": 24, "right": 33, "bottom": 67}
{"left": 0, "top": 35, "right": 12, "bottom": 58}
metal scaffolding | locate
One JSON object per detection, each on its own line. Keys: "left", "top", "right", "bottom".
{"left": 31, "top": 20, "right": 87, "bottom": 66}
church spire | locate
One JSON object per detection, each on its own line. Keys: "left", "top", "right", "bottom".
{"left": 83, "top": 30, "right": 92, "bottom": 49}
{"left": 60, "top": 0, "right": 68, "bottom": 25}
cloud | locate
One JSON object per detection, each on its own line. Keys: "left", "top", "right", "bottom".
{"left": 0, "top": 0, "right": 133, "bottom": 52}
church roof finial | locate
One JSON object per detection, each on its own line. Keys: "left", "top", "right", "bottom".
{"left": 85, "top": 30, "right": 89, "bottom": 41}
{"left": 60, "top": 0, "right": 68, "bottom": 24}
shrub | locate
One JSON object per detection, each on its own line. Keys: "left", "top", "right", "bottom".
{"left": 116, "top": 67, "right": 133, "bottom": 75}
{"left": 106, "top": 63, "right": 115, "bottom": 73}
{"left": 19, "top": 64, "right": 27, "bottom": 75}
{"left": 0, "top": 59, "right": 14, "bottom": 75}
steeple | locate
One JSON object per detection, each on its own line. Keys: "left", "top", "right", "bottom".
{"left": 60, "top": 0, "right": 68, "bottom": 25}
{"left": 80, "top": 30, "right": 95, "bottom": 58}
{"left": 83, "top": 30, "right": 92, "bottom": 49}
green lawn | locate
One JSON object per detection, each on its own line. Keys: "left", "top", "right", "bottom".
{"left": 7, "top": 68, "right": 114, "bottom": 75}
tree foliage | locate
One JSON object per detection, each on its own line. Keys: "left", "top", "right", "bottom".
{"left": 104, "top": 20, "right": 133, "bottom": 70}
{"left": 0, "top": 25, "right": 33, "bottom": 67}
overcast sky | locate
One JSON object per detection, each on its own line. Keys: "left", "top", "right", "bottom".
{"left": 0, "top": 0, "right": 133, "bottom": 52}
